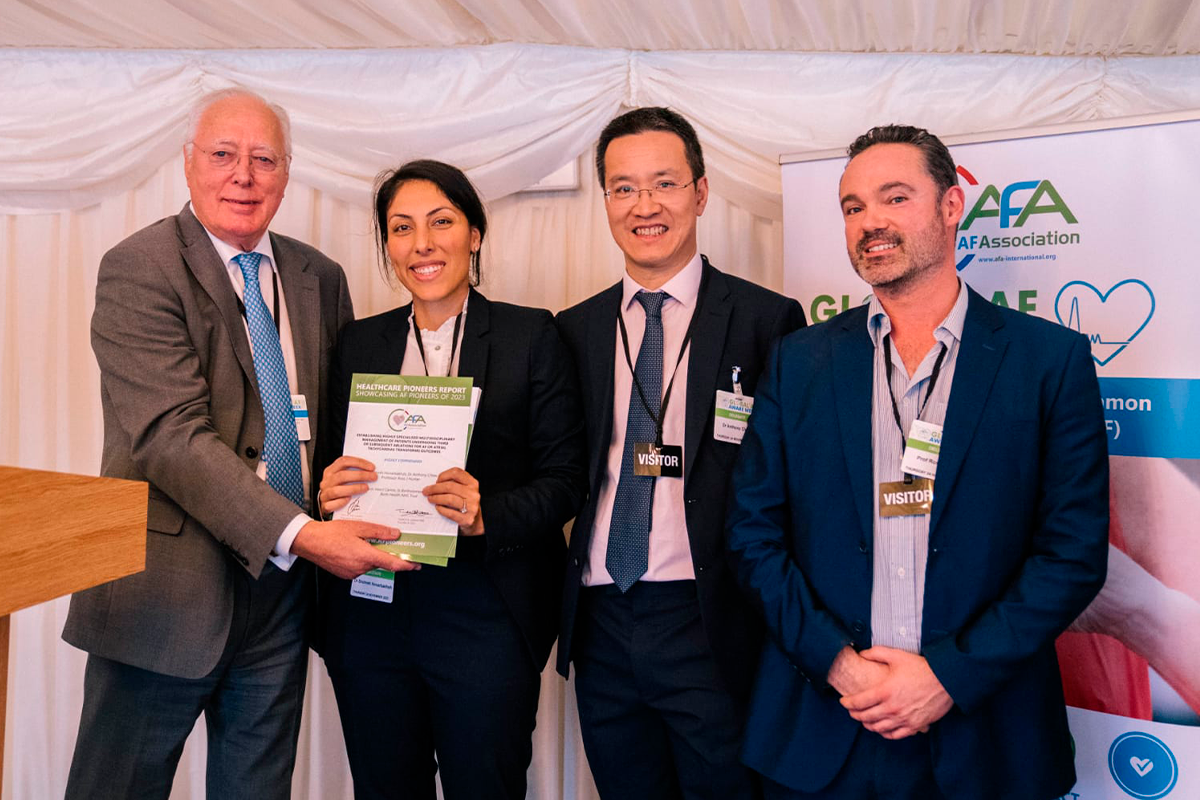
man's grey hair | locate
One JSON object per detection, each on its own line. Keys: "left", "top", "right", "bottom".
{"left": 183, "top": 87, "right": 292, "bottom": 158}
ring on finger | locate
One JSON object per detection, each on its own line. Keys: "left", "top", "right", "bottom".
{"left": 460, "top": 501, "right": 468, "bottom": 514}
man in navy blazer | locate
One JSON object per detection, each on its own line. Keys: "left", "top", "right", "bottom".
{"left": 556, "top": 107, "right": 805, "bottom": 799}
{"left": 727, "top": 125, "right": 1108, "bottom": 799}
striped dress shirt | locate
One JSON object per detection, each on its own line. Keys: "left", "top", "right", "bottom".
{"left": 867, "top": 280, "right": 969, "bottom": 652}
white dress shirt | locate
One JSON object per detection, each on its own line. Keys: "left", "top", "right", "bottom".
{"left": 399, "top": 297, "right": 468, "bottom": 378}
{"left": 199, "top": 216, "right": 309, "bottom": 571}
{"left": 584, "top": 253, "right": 703, "bottom": 586}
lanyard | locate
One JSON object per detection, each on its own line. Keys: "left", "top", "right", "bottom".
{"left": 616, "top": 271, "right": 707, "bottom": 448}
{"left": 412, "top": 312, "right": 464, "bottom": 378}
{"left": 234, "top": 264, "right": 281, "bottom": 335}
{"left": 883, "top": 335, "right": 947, "bottom": 458}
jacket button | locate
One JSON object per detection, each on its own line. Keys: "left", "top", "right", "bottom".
{"left": 852, "top": 620, "right": 866, "bottom": 634}
{"left": 245, "top": 446, "right": 258, "bottom": 459}
{"left": 573, "top": 557, "right": 581, "bottom": 568}
{"left": 858, "top": 542, "right": 868, "bottom": 554}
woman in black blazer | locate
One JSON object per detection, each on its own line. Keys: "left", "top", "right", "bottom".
{"left": 315, "top": 160, "right": 587, "bottom": 800}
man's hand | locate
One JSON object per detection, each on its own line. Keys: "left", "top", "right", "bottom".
{"left": 827, "top": 646, "right": 890, "bottom": 696}
{"left": 839, "top": 647, "right": 953, "bottom": 739}
{"left": 291, "top": 519, "right": 420, "bottom": 579}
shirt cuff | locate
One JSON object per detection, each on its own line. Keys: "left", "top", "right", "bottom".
{"left": 267, "top": 513, "right": 310, "bottom": 571}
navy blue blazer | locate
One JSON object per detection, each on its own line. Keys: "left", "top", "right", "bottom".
{"left": 556, "top": 258, "right": 806, "bottom": 697}
{"left": 727, "top": 288, "right": 1108, "bottom": 799}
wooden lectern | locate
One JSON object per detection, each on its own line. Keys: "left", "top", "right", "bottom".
{"left": 0, "top": 466, "right": 147, "bottom": 791}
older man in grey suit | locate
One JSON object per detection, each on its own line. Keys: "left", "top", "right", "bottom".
{"left": 62, "top": 89, "right": 416, "bottom": 800}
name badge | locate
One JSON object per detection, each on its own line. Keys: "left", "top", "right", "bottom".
{"left": 633, "top": 443, "right": 683, "bottom": 478}
{"left": 714, "top": 389, "right": 754, "bottom": 444}
{"left": 879, "top": 478, "right": 934, "bottom": 517}
{"left": 292, "top": 394, "right": 311, "bottom": 441}
{"left": 900, "top": 419, "right": 941, "bottom": 480}
{"left": 350, "top": 568, "right": 394, "bottom": 603}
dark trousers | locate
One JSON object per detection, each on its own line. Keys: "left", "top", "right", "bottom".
{"left": 324, "top": 557, "right": 541, "bottom": 800}
{"left": 65, "top": 561, "right": 309, "bottom": 800}
{"left": 762, "top": 730, "right": 946, "bottom": 800}
{"left": 573, "top": 580, "right": 758, "bottom": 800}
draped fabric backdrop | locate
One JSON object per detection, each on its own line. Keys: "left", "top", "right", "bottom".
{"left": 2, "top": 26, "right": 1200, "bottom": 800}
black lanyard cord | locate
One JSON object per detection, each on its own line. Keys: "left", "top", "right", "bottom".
{"left": 412, "top": 311, "right": 464, "bottom": 378}
{"left": 235, "top": 265, "right": 282, "bottom": 335}
{"left": 883, "top": 335, "right": 948, "bottom": 456}
{"left": 616, "top": 271, "right": 708, "bottom": 448}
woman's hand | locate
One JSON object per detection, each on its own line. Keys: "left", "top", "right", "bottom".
{"left": 318, "top": 456, "right": 378, "bottom": 518}
{"left": 423, "top": 467, "right": 484, "bottom": 535}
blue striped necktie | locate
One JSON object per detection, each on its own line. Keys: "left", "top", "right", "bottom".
{"left": 606, "top": 291, "right": 666, "bottom": 592}
{"left": 234, "top": 252, "right": 305, "bottom": 508}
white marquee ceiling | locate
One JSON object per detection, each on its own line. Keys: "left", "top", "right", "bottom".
{"left": 3, "top": 0, "right": 1200, "bottom": 56}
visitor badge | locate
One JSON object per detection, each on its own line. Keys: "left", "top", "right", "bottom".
{"left": 632, "top": 443, "right": 683, "bottom": 478}
{"left": 878, "top": 478, "right": 934, "bottom": 517}
{"left": 900, "top": 419, "right": 942, "bottom": 480}
{"left": 714, "top": 389, "right": 753, "bottom": 444}
{"left": 350, "top": 568, "right": 394, "bottom": 603}
{"left": 292, "top": 394, "right": 311, "bottom": 441}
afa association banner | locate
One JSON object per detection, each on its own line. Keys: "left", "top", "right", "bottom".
{"left": 781, "top": 114, "right": 1200, "bottom": 800}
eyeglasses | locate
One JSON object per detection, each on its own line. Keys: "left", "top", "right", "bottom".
{"left": 190, "top": 144, "right": 289, "bottom": 174}
{"left": 604, "top": 180, "right": 696, "bottom": 205}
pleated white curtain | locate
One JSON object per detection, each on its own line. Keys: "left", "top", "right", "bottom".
{"left": 3, "top": 43, "right": 1200, "bottom": 800}
{"left": 6, "top": 48, "right": 1200, "bottom": 217}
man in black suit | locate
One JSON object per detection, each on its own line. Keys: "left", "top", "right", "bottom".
{"left": 556, "top": 107, "right": 806, "bottom": 799}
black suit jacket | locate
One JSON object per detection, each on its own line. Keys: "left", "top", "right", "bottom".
{"left": 316, "top": 289, "right": 588, "bottom": 670}
{"left": 555, "top": 257, "right": 806, "bottom": 696}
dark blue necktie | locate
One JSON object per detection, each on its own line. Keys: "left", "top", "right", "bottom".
{"left": 606, "top": 291, "right": 666, "bottom": 592}
{"left": 234, "top": 252, "right": 305, "bottom": 508}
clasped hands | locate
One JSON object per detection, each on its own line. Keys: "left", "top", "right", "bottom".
{"left": 290, "top": 456, "right": 483, "bottom": 580}
{"left": 827, "top": 645, "right": 954, "bottom": 740}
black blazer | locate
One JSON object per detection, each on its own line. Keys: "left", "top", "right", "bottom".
{"left": 316, "top": 289, "right": 588, "bottom": 670}
{"left": 554, "top": 257, "right": 806, "bottom": 696}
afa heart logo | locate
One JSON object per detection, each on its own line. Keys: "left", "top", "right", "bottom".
{"left": 387, "top": 408, "right": 427, "bottom": 432}
{"left": 1054, "top": 279, "right": 1155, "bottom": 367}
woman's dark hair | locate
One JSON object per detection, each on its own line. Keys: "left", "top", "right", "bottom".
{"left": 372, "top": 159, "right": 488, "bottom": 286}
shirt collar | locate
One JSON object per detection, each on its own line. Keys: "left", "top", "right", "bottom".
{"left": 868, "top": 278, "right": 970, "bottom": 348}
{"left": 191, "top": 202, "right": 278, "bottom": 275}
{"left": 409, "top": 293, "right": 470, "bottom": 334}
{"left": 621, "top": 252, "right": 703, "bottom": 312}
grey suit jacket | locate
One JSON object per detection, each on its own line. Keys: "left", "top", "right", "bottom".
{"left": 63, "top": 204, "right": 353, "bottom": 679}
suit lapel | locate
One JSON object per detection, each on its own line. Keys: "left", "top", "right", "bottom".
{"left": 457, "top": 289, "right": 491, "bottom": 390}
{"left": 177, "top": 206, "right": 258, "bottom": 386}
{"left": 587, "top": 284, "right": 621, "bottom": 490}
{"left": 272, "top": 233, "right": 321, "bottom": 409}
{"left": 832, "top": 308, "right": 876, "bottom": 544}
{"left": 929, "top": 290, "right": 1007, "bottom": 536}
{"left": 684, "top": 260, "right": 731, "bottom": 483}
{"left": 379, "top": 302, "right": 412, "bottom": 372}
